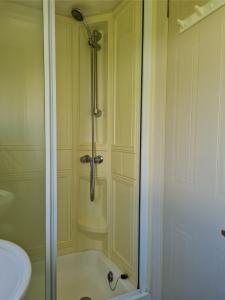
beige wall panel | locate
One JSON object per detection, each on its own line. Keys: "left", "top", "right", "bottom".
{"left": 57, "top": 173, "right": 73, "bottom": 243}
{"left": 56, "top": 17, "right": 75, "bottom": 254}
{"left": 0, "top": 12, "right": 44, "bottom": 146}
{"left": 113, "top": 2, "right": 136, "bottom": 148}
{"left": 172, "top": 31, "right": 198, "bottom": 185}
{"left": 112, "top": 151, "right": 136, "bottom": 179}
{"left": 112, "top": 178, "right": 133, "bottom": 264}
{"left": 57, "top": 149, "right": 72, "bottom": 171}
{"left": 122, "top": 153, "right": 136, "bottom": 179}
{"left": 56, "top": 20, "right": 73, "bottom": 147}
{"left": 110, "top": 1, "right": 141, "bottom": 284}
{"left": 163, "top": 2, "right": 225, "bottom": 299}
{"left": 112, "top": 176, "right": 138, "bottom": 282}
{"left": 77, "top": 230, "right": 107, "bottom": 252}
{"left": 111, "top": 151, "right": 123, "bottom": 175}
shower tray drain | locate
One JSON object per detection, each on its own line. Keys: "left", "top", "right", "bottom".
{"left": 80, "top": 297, "right": 92, "bottom": 300}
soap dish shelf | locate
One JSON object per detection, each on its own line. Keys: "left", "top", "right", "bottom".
{"left": 77, "top": 216, "right": 108, "bottom": 234}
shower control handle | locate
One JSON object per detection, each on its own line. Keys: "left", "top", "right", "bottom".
{"left": 80, "top": 154, "right": 103, "bottom": 164}
{"left": 80, "top": 155, "right": 91, "bottom": 163}
{"left": 94, "top": 155, "right": 104, "bottom": 164}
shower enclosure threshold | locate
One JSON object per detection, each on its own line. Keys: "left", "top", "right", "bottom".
{"left": 25, "top": 250, "right": 136, "bottom": 300}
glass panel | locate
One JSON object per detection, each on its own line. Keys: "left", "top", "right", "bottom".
{"left": 0, "top": 1, "right": 45, "bottom": 299}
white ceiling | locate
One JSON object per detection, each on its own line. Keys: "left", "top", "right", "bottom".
{"left": 8, "top": 0, "right": 121, "bottom": 17}
{"left": 56, "top": 0, "right": 121, "bottom": 17}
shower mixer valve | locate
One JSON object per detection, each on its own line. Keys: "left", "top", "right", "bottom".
{"left": 80, "top": 155, "right": 103, "bottom": 164}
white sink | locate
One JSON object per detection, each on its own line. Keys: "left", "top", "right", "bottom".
{"left": 0, "top": 240, "right": 32, "bottom": 300}
{"left": 0, "top": 190, "right": 14, "bottom": 217}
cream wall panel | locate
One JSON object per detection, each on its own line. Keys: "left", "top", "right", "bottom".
{"left": 111, "top": 152, "right": 123, "bottom": 175}
{"left": 56, "top": 20, "right": 73, "bottom": 147}
{"left": 0, "top": 9, "right": 44, "bottom": 146}
{"left": 77, "top": 230, "right": 107, "bottom": 252}
{"left": 112, "top": 176, "right": 138, "bottom": 283}
{"left": 57, "top": 173, "right": 73, "bottom": 243}
{"left": 112, "top": 178, "right": 133, "bottom": 264}
{"left": 0, "top": 3, "right": 45, "bottom": 261}
{"left": 57, "top": 149, "right": 72, "bottom": 171}
{"left": 195, "top": 16, "right": 223, "bottom": 194}
{"left": 110, "top": 1, "right": 142, "bottom": 284}
{"left": 112, "top": 151, "right": 136, "bottom": 179}
{"left": 172, "top": 31, "right": 198, "bottom": 185}
{"left": 56, "top": 17, "right": 76, "bottom": 255}
{"left": 78, "top": 28, "right": 92, "bottom": 144}
{"left": 163, "top": 2, "right": 225, "bottom": 299}
{"left": 113, "top": 2, "right": 137, "bottom": 148}
{"left": 122, "top": 153, "right": 136, "bottom": 179}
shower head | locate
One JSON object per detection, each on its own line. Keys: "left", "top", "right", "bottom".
{"left": 71, "top": 8, "right": 101, "bottom": 50}
{"left": 71, "top": 9, "right": 84, "bottom": 22}
{"left": 71, "top": 8, "right": 92, "bottom": 40}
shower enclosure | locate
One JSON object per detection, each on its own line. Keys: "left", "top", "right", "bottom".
{"left": 0, "top": 0, "right": 147, "bottom": 299}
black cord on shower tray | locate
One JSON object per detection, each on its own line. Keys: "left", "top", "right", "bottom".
{"left": 108, "top": 272, "right": 129, "bottom": 291}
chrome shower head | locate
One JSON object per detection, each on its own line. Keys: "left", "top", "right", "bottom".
{"left": 71, "top": 8, "right": 92, "bottom": 40}
{"left": 71, "top": 9, "right": 84, "bottom": 22}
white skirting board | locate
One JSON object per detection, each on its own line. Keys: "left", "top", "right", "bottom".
{"left": 177, "top": 0, "right": 225, "bottom": 32}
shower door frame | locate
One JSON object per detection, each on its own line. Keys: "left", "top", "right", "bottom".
{"left": 42, "top": 0, "right": 159, "bottom": 299}
{"left": 43, "top": 1, "right": 57, "bottom": 300}
{"left": 140, "top": 1, "right": 168, "bottom": 300}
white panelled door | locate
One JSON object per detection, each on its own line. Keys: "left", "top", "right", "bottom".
{"left": 163, "top": 2, "right": 225, "bottom": 300}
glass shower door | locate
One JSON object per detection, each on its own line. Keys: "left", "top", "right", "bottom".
{"left": 0, "top": 1, "right": 47, "bottom": 299}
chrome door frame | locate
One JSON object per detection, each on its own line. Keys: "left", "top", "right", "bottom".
{"left": 43, "top": 1, "right": 57, "bottom": 299}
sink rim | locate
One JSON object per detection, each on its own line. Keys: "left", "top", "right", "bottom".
{"left": 0, "top": 239, "right": 32, "bottom": 300}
